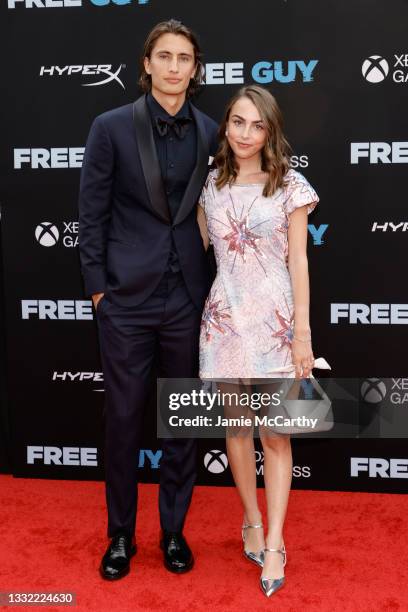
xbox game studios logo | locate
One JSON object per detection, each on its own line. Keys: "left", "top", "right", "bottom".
{"left": 362, "top": 54, "right": 408, "bottom": 83}
{"left": 360, "top": 378, "right": 387, "bottom": 403}
{"left": 204, "top": 450, "right": 228, "bottom": 474}
{"left": 35, "top": 222, "right": 59, "bottom": 247}
{"left": 362, "top": 56, "right": 389, "bottom": 83}
{"left": 360, "top": 378, "right": 408, "bottom": 406}
{"left": 35, "top": 220, "right": 78, "bottom": 248}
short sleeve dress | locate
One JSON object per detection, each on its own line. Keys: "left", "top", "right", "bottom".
{"left": 198, "top": 168, "right": 319, "bottom": 379}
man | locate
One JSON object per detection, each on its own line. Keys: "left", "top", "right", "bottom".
{"left": 78, "top": 19, "right": 218, "bottom": 580}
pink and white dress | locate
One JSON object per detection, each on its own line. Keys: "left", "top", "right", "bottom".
{"left": 198, "top": 168, "right": 320, "bottom": 379}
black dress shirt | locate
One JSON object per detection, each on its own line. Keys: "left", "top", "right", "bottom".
{"left": 146, "top": 92, "right": 197, "bottom": 274}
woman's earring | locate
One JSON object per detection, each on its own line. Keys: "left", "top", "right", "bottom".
{"left": 225, "top": 130, "right": 229, "bottom": 136}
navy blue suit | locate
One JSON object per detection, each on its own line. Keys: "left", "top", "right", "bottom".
{"left": 79, "top": 94, "right": 217, "bottom": 308}
{"left": 78, "top": 94, "right": 218, "bottom": 538}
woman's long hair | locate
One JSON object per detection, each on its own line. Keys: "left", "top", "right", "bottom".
{"left": 214, "top": 85, "right": 292, "bottom": 197}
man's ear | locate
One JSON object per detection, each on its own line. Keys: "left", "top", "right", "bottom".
{"left": 144, "top": 56, "right": 151, "bottom": 75}
{"left": 190, "top": 63, "right": 198, "bottom": 80}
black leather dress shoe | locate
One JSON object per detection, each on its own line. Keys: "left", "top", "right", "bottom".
{"left": 100, "top": 534, "right": 136, "bottom": 580}
{"left": 160, "top": 531, "right": 194, "bottom": 574}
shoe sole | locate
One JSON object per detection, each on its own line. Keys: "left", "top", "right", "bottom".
{"left": 99, "top": 545, "right": 136, "bottom": 581}
{"left": 163, "top": 557, "right": 194, "bottom": 574}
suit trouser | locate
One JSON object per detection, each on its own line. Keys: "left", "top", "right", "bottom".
{"left": 96, "top": 271, "right": 202, "bottom": 538}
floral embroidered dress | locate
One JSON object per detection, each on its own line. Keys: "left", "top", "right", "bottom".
{"left": 199, "top": 168, "right": 319, "bottom": 379}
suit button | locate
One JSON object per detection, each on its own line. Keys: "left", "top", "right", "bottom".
{"left": 169, "top": 163, "right": 174, "bottom": 168}
{"left": 172, "top": 226, "right": 176, "bottom": 231}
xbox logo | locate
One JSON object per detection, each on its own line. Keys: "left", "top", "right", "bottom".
{"left": 204, "top": 450, "right": 228, "bottom": 474}
{"left": 362, "top": 56, "right": 389, "bottom": 83}
{"left": 35, "top": 222, "right": 59, "bottom": 247}
{"left": 361, "top": 378, "right": 387, "bottom": 404}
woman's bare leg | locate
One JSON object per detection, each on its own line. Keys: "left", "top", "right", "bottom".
{"left": 260, "top": 429, "right": 292, "bottom": 579}
{"left": 220, "top": 382, "right": 264, "bottom": 553}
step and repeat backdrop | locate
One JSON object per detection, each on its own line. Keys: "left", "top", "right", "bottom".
{"left": 1, "top": 0, "right": 408, "bottom": 493}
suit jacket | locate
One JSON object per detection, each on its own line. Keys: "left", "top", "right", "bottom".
{"left": 78, "top": 93, "right": 218, "bottom": 308}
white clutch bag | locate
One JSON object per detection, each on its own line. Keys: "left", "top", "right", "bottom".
{"left": 264, "top": 358, "right": 333, "bottom": 434}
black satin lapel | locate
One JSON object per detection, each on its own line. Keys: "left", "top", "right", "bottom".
{"left": 173, "top": 105, "right": 210, "bottom": 226}
{"left": 133, "top": 96, "right": 171, "bottom": 225}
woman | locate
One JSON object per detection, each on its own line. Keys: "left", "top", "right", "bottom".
{"left": 197, "top": 85, "right": 327, "bottom": 597}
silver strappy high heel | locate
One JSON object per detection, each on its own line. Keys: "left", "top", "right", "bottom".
{"left": 260, "top": 546, "right": 287, "bottom": 597}
{"left": 241, "top": 522, "right": 265, "bottom": 567}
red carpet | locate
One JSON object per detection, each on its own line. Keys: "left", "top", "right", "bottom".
{"left": 0, "top": 475, "right": 407, "bottom": 611}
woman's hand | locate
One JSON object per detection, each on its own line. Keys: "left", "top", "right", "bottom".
{"left": 291, "top": 338, "right": 315, "bottom": 379}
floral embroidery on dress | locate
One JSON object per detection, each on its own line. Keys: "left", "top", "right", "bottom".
{"left": 263, "top": 296, "right": 294, "bottom": 362}
{"left": 201, "top": 290, "right": 236, "bottom": 342}
{"left": 208, "top": 190, "right": 271, "bottom": 275}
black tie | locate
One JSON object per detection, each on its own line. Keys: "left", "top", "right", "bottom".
{"left": 155, "top": 116, "right": 192, "bottom": 139}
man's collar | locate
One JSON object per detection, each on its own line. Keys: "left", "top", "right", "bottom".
{"left": 146, "top": 91, "right": 191, "bottom": 120}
